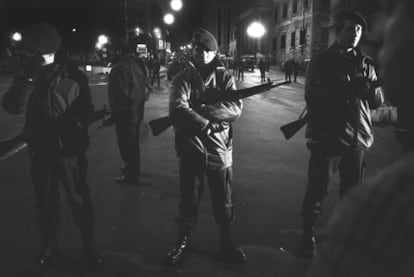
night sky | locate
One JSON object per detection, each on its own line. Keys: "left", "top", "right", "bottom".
{"left": 1, "top": 0, "right": 203, "bottom": 50}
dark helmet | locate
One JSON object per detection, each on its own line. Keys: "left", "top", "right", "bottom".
{"left": 21, "top": 22, "right": 62, "bottom": 54}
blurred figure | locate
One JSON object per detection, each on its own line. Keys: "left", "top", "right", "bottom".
{"left": 298, "top": 10, "right": 384, "bottom": 259}
{"left": 151, "top": 57, "right": 161, "bottom": 87}
{"left": 284, "top": 59, "right": 292, "bottom": 81}
{"left": 237, "top": 59, "right": 244, "bottom": 81}
{"left": 258, "top": 59, "right": 267, "bottom": 82}
{"left": 307, "top": 3, "right": 414, "bottom": 276}
{"left": 292, "top": 59, "right": 299, "bottom": 83}
{"left": 166, "top": 28, "right": 246, "bottom": 265}
{"left": 108, "top": 42, "right": 147, "bottom": 184}
{"left": 2, "top": 22, "right": 101, "bottom": 273}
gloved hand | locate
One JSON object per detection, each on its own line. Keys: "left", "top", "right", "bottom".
{"left": 204, "top": 121, "right": 224, "bottom": 135}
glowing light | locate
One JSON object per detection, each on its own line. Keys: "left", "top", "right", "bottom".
{"left": 170, "top": 0, "right": 182, "bottom": 11}
{"left": 246, "top": 22, "right": 266, "bottom": 38}
{"left": 164, "top": 13, "right": 174, "bottom": 25}
{"left": 98, "top": 34, "right": 109, "bottom": 45}
{"left": 11, "top": 32, "right": 22, "bottom": 42}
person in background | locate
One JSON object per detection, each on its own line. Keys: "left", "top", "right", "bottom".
{"left": 298, "top": 10, "right": 384, "bottom": 259}
{"left": 307, "top": 1, "right": 414, "bottom": 276}
{"left": 108, "top": 42, "right": 147, "bottom": 184}
{"left": 165, "top": 28, "right": 246, "bottom": 265}
{"left": 258, "top": 59, "right": 267, "bottom": 82}
{"left": 2, "top": 22, "right": 101, "bottom": 273}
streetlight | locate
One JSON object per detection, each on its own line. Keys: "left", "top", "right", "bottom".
{"left": 170, "top": 0, "right": 182, "bottom": 11}
{"left": 153, "top": 27, "right": 161, "bottom": 39}
{"left": 96, "top": 34, "right": 109, "bottom": 50}
{"left": 163, "top": 13, "right": 175, "bottom": 25}
{"left": 11, "top": 32, "right": 22, "bottom": 42}
{"left": 246, "top": 21, "right": 266, "bottom": 38}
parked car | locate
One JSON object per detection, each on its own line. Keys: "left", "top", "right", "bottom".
{"left": 241, "top": 55, "right": 256, "bottom": 71}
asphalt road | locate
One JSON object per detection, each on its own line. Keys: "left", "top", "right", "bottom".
{"left": 0, "top": 68, "right": 401, "bottom": 276}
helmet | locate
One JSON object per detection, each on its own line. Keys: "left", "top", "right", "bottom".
{"left": 21, "top": 22, "right": 62, "bottom": 54}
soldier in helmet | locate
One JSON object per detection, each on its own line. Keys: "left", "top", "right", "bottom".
{"left": 2, "top": 22, "right": 102, "bottom": 272}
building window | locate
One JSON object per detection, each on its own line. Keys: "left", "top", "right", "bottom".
{"left": 291, "top": 31, "right": 296, "bottom": 48}
{"left": 304, "top": 0, "right": 310, "bottom": 10}
{"left": 272, "top": 37, "right": 278, "bottom": 51}
{"left": 300, "top": 28, "right": 306, "bottom": 45}
{"left": 274, "top": 7, "right": 279, "bottom": 22}
{"left": 282, "top": 2, "right": 288, "bottom": 18}
{"left": 321, "top": 27, "right": 329, "bottom": 44}
{"left": 293, "top": 0, "right": 298, "bottom": 14}
{"left": 281, "top": 34, "right": 286, "bottom": 49}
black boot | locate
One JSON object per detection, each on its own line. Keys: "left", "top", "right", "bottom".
{"left": 298, "top": 225, "right": 316, "bottom": 259}
{"left": 166, "top": 226, "right": 191, "bottom": 265}
{"left": 26, "top": 248, "right": 57, "bottom": 273}
{"left": 83, "top": 238, "right": 103, "bottom": 267}
{"left": 218, "top": 228, "right": 247, "bottom": 264}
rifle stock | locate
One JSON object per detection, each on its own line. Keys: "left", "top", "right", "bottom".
{"left": 0, "top": 106, "right": 110, "bottom": 161}
{"left": 280, "top": 113, "right": 309, "bottom": 140}
{"left": 149, "top": 80, "right": 291, "bottom": 136}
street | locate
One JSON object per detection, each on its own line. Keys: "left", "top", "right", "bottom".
{"left": 0, "top": 67, "right": 401, "bottom": 277}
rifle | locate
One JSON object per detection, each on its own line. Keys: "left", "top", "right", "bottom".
{"left": 149, "top": 80, "right": 291, "bottom": 136}
{"left": 280, "top": 107, "right": 308, "bottom": 140}
{"left": 0, "top": 106, "right": 110, "bottom": 161}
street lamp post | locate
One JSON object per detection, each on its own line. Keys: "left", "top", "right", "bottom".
{"left": 246, "top": 21, "right": 266, "bottom": 59}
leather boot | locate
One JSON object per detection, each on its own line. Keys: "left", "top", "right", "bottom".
{"left": 218, "top": 228, "right": 247, "bottom": 264}
{"left": 298, "top": 225, "right": 316, "bottom": 259}
{"left": 165, "top": 226, "right": 191, "bottom": 265}
{"left": 83, "top": 238, "right": 103, "bottom": 267}
{"left": 26, "top": 248, "right": 57, "bottom": 273}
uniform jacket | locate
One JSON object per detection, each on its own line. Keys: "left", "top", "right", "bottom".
{"left": 169, "top": 58, "right": 242, "bottom": 168}
{"left": 108, "top": 54, "right": 147, "bottom": 124}
{"left": 2, "top": 62, "right": 93, "bottom": 157}
{"left": 305, "top": 42, "right": 384, "bottom": 150}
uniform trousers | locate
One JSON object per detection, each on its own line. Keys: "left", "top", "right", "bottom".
{"left": 30, "top": 152, "right": 94, "bottom": 249}
{"left": 301, "top": 145, "right": 366, "bottom": 228}
{"left": 175, "top": 157, "right": 235, "bottom": 231}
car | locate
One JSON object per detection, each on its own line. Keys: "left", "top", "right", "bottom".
{"left": 241, "top": 55, "right": 256, "bottom": 71}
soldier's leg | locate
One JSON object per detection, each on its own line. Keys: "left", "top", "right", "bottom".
{"left": 115, "top": 120, "right": 140, "bottom": 183}
{"left": 59, "top": 155, "right": 101, "bottom": 266}
{"left": 27, "top": 155, "right": 60, "bottom": 272}
{"left": 166, "top": 158, "right": 205, "bottom": 265}
{"left": 207, "top": 166, "right": 246, "bottom": 263}
{"left": 338, "top": 150, "right": 365, "bottom": 198}
{"left": 299, "top": 148, "right": 336, "bottom": 258}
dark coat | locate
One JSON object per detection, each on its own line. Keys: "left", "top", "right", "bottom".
{"left": 169, "top": 58, "right": 242, "bottom": 168}
{"left": 108, "top": 54, "right": 147, "bottom": 124}
{"left": 305, "top": 42, "right": 384, "bottom": 150}
{"left": 2, "top": 62, "right": 93, "bottom": 156}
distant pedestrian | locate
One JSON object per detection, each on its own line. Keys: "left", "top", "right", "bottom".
{"left": 292, "top": 60, "right": 299, "bottom": 82}
{"left": 2, "top": 22, "right": 102, "bottom": 273}
{"left": 284, "top": 59, "right": 292, "bottom": 81}
{"left": 108, "top": 42, "right": 147, "bottom": 184}
{"left": 237, "top": 59, "right": 245, "bottom": 81}
{"left": 258, "top": 59, "right": 267, "bottom": 82}
{"left": 151, "top": 58, "right": 161, "bottom": 87}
